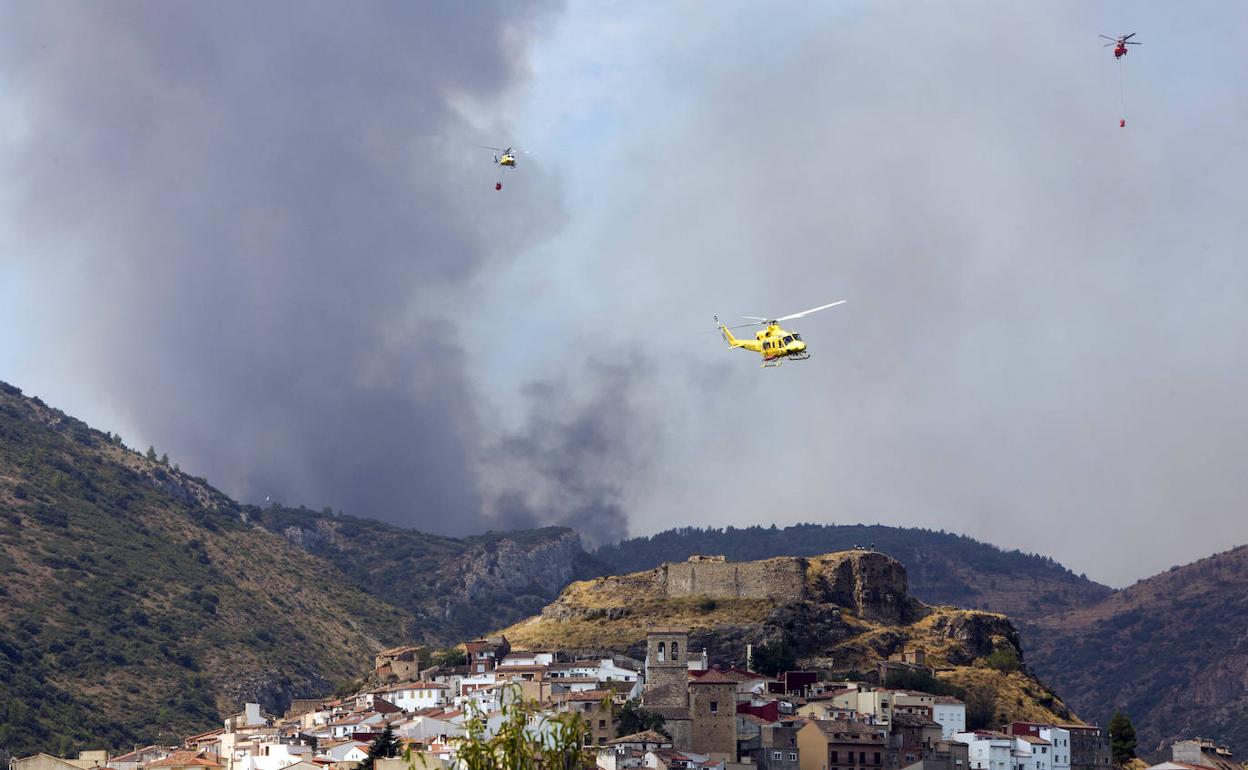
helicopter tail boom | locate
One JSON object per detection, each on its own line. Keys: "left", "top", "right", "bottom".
{"left": 717, "top": 321, "right": 755, "bottom": 350}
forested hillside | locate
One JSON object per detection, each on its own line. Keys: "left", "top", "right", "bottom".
{"left": 1025, "top": 545, "right": 1248, "bottom": 756}
{"left": 0, "top": 382, "right": 584, "bottom": 759}
{"left": 0, "top": 381, "right": 410, "bottom": 758}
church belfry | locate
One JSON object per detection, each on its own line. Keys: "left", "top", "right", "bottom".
{"left": 642, "top": 626, "right": 689, "bottom": 708}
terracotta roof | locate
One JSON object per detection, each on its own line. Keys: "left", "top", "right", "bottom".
{"left": 148, "top": 753, "right": 224, "bottom": 768}
{"left": 113, "top": 747, "right": 162, "bottom": 762}
{"left": 646, "top": 626, "right": 689, "bottom": 634}
{"left": 1016, "top": 736, "right": 1051, "bottom": 745}
{"left": 689, "top": 670, "right": 738, "bottom": 685}
{"left": 372, "top": 681, "right": 449, "bottom": 692}
{"left": 183, "top": 729, "right": 225, "bottom": 742}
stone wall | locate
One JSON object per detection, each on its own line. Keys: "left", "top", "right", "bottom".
{"left": 662, "top": 556, "right": 808, "bottom": 602}
{"left": 660, "top": 551, "right": 923, "bottom": 625}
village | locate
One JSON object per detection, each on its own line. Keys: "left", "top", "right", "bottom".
{"left": 10, "top": 628, "right": 1242, "bottom": 770}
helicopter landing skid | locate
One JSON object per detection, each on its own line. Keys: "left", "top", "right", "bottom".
{"left": 761, "top": 353, "right": 811, "bottom": 368}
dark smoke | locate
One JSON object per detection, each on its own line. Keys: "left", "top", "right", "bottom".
{"left": 480, "top": 356, "right": 657, "bottom": 545}
{"left": 0, "top": 2, "right": 563, "bottom": 530}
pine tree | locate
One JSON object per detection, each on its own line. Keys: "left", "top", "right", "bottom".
{"left": 145, "top": 445, "right": 157, "bottom": 461}
{"left": 1109, "top": 711, "right": 1136, "bottom": 766}
{"left": 359, "top": 724, "right": 401, "bottom": 770}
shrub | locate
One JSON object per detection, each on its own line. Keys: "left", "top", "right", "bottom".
{"left": 986, "top": 646, "right": 1021, "bottom": 672}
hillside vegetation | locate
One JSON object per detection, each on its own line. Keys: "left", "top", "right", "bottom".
{"left": 593, "top": 524, "right": 1111, "bottom": 621}
{"left": 0, "top": 381, "right": 413, "bottom": 757}
{"left": 501, "top": 550, "right": 1075, "bottom": 729}
{"left": 1025, "top": 545, "right": 1248, "bottom": 756}
{"left": 0, "top": 382, "right": 581, "bottom": 759}
{"left": 252, "top": 507, "right": 589, "bottom": 642}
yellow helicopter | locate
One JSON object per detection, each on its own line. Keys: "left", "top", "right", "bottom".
{"left": 715, "top": 300, "right": 846, "bottom": 367}
{"left": 482, "top": 145, "right": 528, "bottom": 190}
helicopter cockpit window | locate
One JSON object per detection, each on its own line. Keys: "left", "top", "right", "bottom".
{"left": 792, "top": 334, "right": 802, "bottom": 341}
{"left": 783, "top": 336, "right": 793, "bottom": 344}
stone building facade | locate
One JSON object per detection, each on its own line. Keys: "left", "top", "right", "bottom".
{"left": 688, "top": 671, "right": 738, "bottom": 761}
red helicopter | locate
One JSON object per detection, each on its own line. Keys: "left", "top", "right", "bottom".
{"left": 1100, "top": 33, "right": 1140, "bottom": 59}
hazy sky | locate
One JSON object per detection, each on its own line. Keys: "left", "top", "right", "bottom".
{"left": 3, "top": 2, "right": 1247, "bottom": 587}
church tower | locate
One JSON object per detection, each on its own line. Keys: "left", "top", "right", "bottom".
{"left": 642, "top": 626, "right": 689, "bottom": 708}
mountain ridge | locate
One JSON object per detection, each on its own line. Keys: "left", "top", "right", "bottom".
{"left": 590, "top": 524, "right": 1113, "bottom": 621}
{"left": 1024, "top": 544, "right": 1248, "bottom": 757}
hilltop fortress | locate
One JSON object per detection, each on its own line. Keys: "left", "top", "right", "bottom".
{"left": 660, "top": 550, "right": 921, "bottom": 624}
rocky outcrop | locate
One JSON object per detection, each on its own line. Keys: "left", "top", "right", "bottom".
{"left": 927, "top": 611, "right": 1021, "bottom": 665}
{"left": 455, "top": 530, "right": 584, "bottom": 599}
{"left": 808, "top": 551, "right": 925, "bottom": 624}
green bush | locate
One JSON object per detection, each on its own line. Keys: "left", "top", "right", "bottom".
{"left": 986, "top": 646, "right": 1021, "bottom": 672}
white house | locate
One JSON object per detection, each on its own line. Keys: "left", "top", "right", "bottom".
{"left": 930, "top": 698, "right": 967, "bottom": 740}
{"left": 397, "top": 710, "right": 468, "bottom": 742}
{"left": 1037, "top": 727, "right": 1071, "bottom": 770}
{"left": 457, "top": 671, "right": 498, "bottom": 697}
{"left": 956, "top": 731, "right": 1014, "bottom": 770}
{"left": 375, "top": 682, "right": 449, "bottom": 712}
{"left": 317, "top": 741, "right": 369, "bottom": 764}
{"left": 1012, "top": 736, "right": 1052, "bottom": 770}
{"left": 501, "top": 652, "right": 556, "bottom": 667}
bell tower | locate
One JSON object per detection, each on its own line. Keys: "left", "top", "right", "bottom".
{"left": 642, "top": 626, "right": 689, "bottom": 708}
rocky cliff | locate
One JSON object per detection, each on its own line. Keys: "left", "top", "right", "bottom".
{"left": 253, "top": 510, "right": 591, "bottom": 643}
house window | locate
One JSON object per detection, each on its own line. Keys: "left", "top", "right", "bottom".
{"left": 831, "top": 751, "right": 839, "bottom": 764}
{"left": 709, "top": 701, "right": 719, "bottom": 714}
{"left": 774, "top": 752, "right": 783, "bottom": 761}
{"left": 860, "top": 753, "right": 866, "bottom": 764}
{"left": 874, "top": 753, "right": 881, "bottom": 765}
{"left": 599, "top": 720, "right": 607, "bottom": 728}
{"left": 657, "top": 642, "right": 666, "bottom": 662}
{"left": 789, "top": 753, "right": 798, "bottom": 762}
{"left": 672, "top": 642, "right": 680, "bottom": 658}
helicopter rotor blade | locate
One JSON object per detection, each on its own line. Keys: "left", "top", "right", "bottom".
{"left": 773, "top": 300, "right": 847, "bottom": 322}
{"left": 741, "top": 316, "right": 770, "bottom": 321}
{"left": 479, "top": 145, "right": 506, "bottom": 151}
{"left": 1098, "top": 34, "right": 1117, "bottom": 41}
{"left": 1126, "top": 41, "right": 1141, "bottom": 45}
{"left": 1122, "top": 32, "right": 1136, "bottom": 41}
